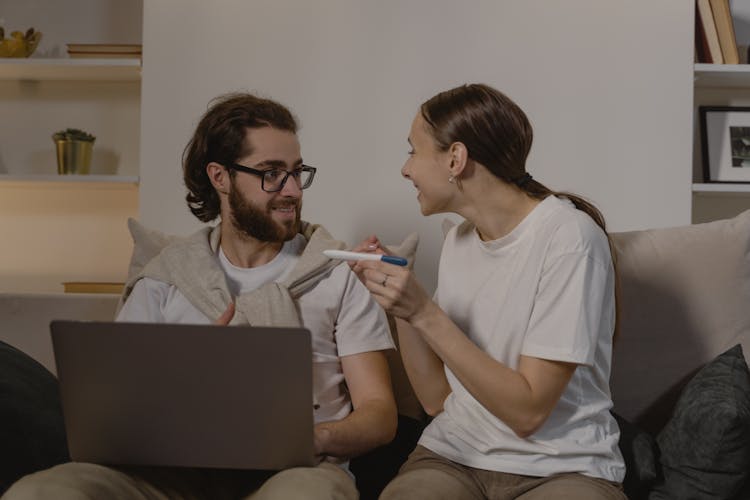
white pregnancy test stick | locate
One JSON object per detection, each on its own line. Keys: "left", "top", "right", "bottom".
{"left": 323, "top": 250, "right": 408, "bottom": 266}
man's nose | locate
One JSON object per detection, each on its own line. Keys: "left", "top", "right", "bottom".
{"left": 279, "top": 175, "right": 302, "bottom": 197}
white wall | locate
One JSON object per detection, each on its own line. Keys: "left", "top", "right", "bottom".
{"left": 139, "top": 0, "right": 693, "bottom": 293}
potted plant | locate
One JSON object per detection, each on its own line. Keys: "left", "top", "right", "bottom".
{"left": 52, "top": 128, "right": 96, "bottom": 175}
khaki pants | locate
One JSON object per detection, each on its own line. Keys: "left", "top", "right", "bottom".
{"left": 380, "top": 446, "right": 626, "bottom": 500}
{"left": 2, "top": 461, "right": 357, "bottom": 500}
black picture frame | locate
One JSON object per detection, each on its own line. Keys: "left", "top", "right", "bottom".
{"left": 700, "top": 106, "right": 750, "bottom": 183}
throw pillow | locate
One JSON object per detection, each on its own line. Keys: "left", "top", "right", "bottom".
{"left": 124, "top": 217, "right": 180, "bottom": 282}
{"left": 0, "top": 340, "right": 69, "bottom": 494}
{"left": 610, "top": 209, "right": 750, "bottom": 433}
{"left": 612, "top": 412, "right": 659, "bottom": 500}
{"left": 649, "top": 344, "right": 750, "bottom": 499}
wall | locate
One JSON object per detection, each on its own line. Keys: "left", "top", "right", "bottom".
{"left": 139, "top": 0, "right": 693, "bottom": 293}
{"left": 0, "top": 0, "right": 142, "bottom": 292}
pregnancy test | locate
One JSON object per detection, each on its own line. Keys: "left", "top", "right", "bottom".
{"left": 323, "top": 250, "right": 408, "bottom": 266}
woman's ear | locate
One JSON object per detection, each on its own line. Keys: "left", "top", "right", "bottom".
{"left": 448, "top": 142, "right": 468, "bottom": 177}
{"left": 207, "top": 162, "right": 230, "bottom": 194}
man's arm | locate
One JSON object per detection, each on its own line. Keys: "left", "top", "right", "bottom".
{"left": 313, "top": 350, "right": 397, "bottom": 460}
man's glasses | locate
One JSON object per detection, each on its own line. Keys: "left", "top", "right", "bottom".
{"left": 225, "top": 164, "right": 316, "bottom": 193}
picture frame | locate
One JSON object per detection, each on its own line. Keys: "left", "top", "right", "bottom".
{"left": 700, "top": 106, "right": 750, "bottom": 183}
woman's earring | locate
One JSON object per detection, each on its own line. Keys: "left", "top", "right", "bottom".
{"left": 448, "top": 176, "right": 455, "bottom": 184}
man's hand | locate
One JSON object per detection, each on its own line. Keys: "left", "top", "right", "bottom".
{"left": 215, "top": 302, "right": 235, "bottom": 325}
{"left": 313, "top": 423, "right": 332, "bottom": 463}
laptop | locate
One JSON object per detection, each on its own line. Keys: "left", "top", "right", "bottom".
{"left": 50, "top": 320, "right": 315, "bottom": 471}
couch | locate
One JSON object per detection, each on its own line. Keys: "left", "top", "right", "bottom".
{"left": 1, "top": 209, "right": 749, "bottom": 499}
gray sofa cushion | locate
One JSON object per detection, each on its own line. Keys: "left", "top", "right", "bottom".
{"left": 649, "top": 344, "right": 750, "bottom": 499}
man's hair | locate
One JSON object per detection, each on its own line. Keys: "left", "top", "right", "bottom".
{"left": 182, "top": 92, "right": 299, "bottom": 222}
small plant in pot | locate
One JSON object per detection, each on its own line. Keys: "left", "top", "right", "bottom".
{"left": 52, "top": 128, "right": 96, "bottom": 175}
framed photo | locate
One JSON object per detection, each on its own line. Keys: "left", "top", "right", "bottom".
{"left": 700, "top": 106, "right": 750, "bottom": 183}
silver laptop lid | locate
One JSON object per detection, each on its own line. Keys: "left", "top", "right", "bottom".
{"left": 51, "top": 320, "right": 315, "bottom": 470}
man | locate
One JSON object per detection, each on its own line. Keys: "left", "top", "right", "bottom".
{"left": 4, "top": 93, "right": 397, "bottom": 499}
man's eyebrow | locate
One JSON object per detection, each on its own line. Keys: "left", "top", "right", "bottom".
{"left": 253, "top": 159, "right": 304, "bottom": 169}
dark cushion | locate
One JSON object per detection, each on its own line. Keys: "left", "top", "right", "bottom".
{"left": 350, "top": 414, "right": 425, "bottom": 500}
{"left": 649, "top": 344, "right": 750, "bottom": 499}
{"left": 612, "top": 412, "right": 658, "bottom": 500}
{"left": 0, "top": 339, "right": 69, "bottom": 494}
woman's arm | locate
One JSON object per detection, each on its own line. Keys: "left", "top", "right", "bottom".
{"left": 394, "top": 318, "right": 451, "bottom": 416}
{"left": 408, "top": 302, "right": 576, "bottom": 437}
{"left": 354, "top": 260, "right": 578, "bottom": 438}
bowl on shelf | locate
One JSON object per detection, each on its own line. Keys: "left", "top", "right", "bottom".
{"left": 0, "top": 27, "right": 42, "bottom": 58}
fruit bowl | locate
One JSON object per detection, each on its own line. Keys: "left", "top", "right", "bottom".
{"left": 0, "top": 27, "right": 42, "bottom": 58}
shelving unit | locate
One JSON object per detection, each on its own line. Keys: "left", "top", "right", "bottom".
{"left": 694, "top": 63, "right": 750, "bottom": 88}
{"left": 0, "top": 0, "right": 143, "bottom": 294}
{"left": 692, "top": 64, "right": 750, "bottom": 222}
{"left": 692, "top": 183, "right": 750, "bottom": 194}
{"left": 0, "top": 57, "right": 141, "bottom": 293}
{"left": 0, "top": 174, "right": 139, "bottom": 188}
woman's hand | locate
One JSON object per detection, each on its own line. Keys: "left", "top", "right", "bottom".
{"left": 351, "top": 259, "right": 433, "bottom": 322}
{"left": 349, "top": 234, "right": 433, "bottom": 321}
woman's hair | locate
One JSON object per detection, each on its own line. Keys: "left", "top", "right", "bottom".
{"left": 420, "top": 83, "right": 620, "bottom": 338}
{"left": 182, "top": 92, "right": 298, "bottom": 222}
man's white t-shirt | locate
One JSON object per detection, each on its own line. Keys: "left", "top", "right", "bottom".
{"left": 117, "top": 234, "right": 395, "bottom": 425}
{"left": 419, "top": 196, "right": 625, "bottom": 482}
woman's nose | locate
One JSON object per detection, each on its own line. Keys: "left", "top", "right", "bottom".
{"left": 401, "top": 162, "right": 410, "bottom": 179}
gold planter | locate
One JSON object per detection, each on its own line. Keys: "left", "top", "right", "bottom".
{"left": 55, "top": 139, "right": 93, "bottom": 175}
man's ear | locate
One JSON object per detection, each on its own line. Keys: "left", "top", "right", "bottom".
{"left": 448, "top": 142, "right": 468, "bottom": 177}
{"left": 207, "top": 162, "right": 230, "bottom": 194}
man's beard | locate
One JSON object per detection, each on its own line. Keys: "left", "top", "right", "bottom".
{"left": 227, "top": 183, "right": 301, "bottom": 242}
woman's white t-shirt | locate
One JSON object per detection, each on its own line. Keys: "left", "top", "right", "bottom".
{"left": 419, "top": 195, "right": 625, "bottom": 482}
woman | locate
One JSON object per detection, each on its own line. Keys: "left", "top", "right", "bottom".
{"left": 351, "top": 83, "right": 626, "bottom": 499}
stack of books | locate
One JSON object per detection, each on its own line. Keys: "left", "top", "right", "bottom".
{"left": 695, "top": 0, "right": 740, "bottom": 64}
{"left": 66, "top": 44, "right": 142, "bottom": 59}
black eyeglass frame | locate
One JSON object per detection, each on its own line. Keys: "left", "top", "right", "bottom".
{"left": 225, "top": 163, "right": 317, "bottom": 192}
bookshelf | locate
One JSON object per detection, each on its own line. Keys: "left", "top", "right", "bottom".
{"left": 0, "top": 0, "right": 142, "bottom": 293}
{"left": 692, "top": 1, "right": 750, "bottom": 222}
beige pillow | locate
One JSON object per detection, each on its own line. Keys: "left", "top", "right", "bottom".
{"left": 124, "top": 218, "right": 181, "bottom": 282}
{"left": 610, "top": 209, "right": 750, "bottom": 434}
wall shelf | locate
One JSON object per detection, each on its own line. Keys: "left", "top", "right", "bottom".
{"left": 0, "top": 58, "right": 141, "bottom": 82}
{"left": 0, "top": 174, "right": 139, "bottom": 189}
{"left": 694, "top": 64, "right": 750, "bottom": 88}
{"left": 692, "top": 183, "right": 750, "bottom": 195}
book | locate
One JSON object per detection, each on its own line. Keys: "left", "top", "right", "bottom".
{"left": 62, "top": 282, "right": 125, "bottom": 294}
{"left": 66, "top": 43, "right": 142, "bottom": 59}
{"left": 695, "top": 4, "right": 712, "bottom": 63}
{"left": 709, "top": 0, "right": 739, "bottom": 64}
{"left": 696, "top": 0, "right": 724, "bottom": 64}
